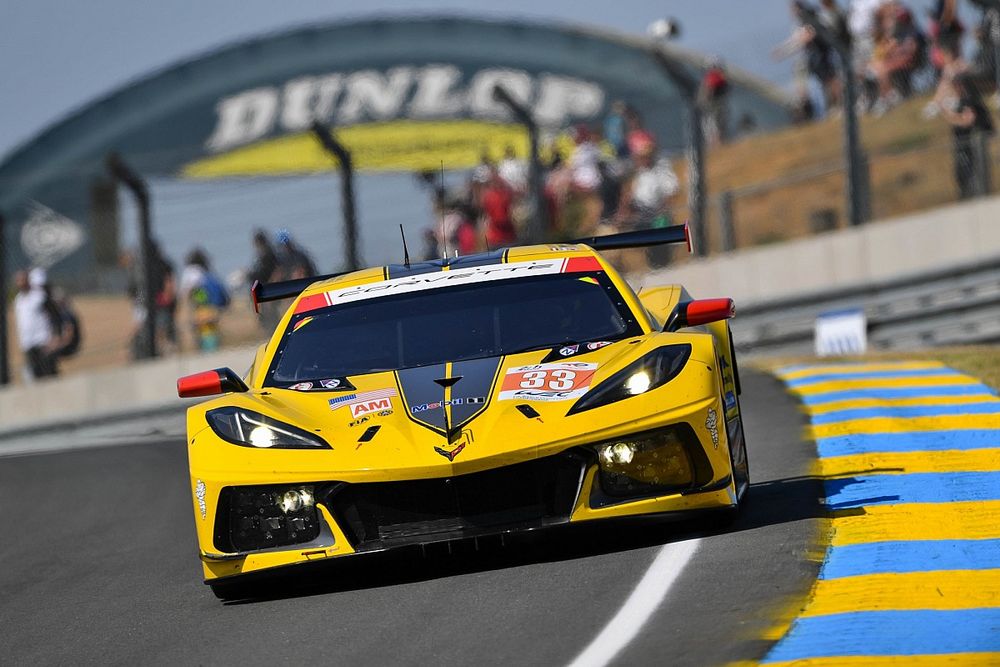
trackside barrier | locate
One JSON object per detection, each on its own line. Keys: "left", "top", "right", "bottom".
{"left": 732, "top": 256, "right": 1000, "bottom": 356}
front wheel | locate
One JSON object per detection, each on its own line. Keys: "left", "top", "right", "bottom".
{"left": 209, "top": 579, "right": 256, "bottom": 601}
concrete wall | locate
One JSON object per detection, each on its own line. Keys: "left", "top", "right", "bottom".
{"left": 3, "top": 194, "right": 999, "bottom": 433}
{"left": 0, "top": 345, "right": 257, "bottom": 435}
{"left": 639, "top": 194, "right": 1000, "bottom": 305}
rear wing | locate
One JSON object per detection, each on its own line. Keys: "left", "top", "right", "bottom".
{"left": 571, "top": 222, "right": 692, "bottom": 253}
{"left": 250, "top": 222, "right": 692, "bottom": 312}
{"left": 250, "top": 272, "right": 347, "bottom": 313}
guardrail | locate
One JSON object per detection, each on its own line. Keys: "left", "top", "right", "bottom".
{"left": 733, "top": 256, "right": 1000, "bottom": 356}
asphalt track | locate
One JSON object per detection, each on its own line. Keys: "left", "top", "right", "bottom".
{"left": 0, "top": 369, "right": 823, "bottom": 666}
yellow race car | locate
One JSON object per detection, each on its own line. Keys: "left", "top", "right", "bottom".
{"left": 178, "top": 224, "right": 749, "bottom": 599}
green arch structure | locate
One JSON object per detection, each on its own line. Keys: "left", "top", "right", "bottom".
{"left": 0, "top": 15, "right": 789, "bottom": 281}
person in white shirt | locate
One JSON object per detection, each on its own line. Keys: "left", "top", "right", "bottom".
{"left": 616, "top": 131, "right": 680, "bottom": 227}
{"left": 13, "top": 268, "right": 57, "bottom": 381}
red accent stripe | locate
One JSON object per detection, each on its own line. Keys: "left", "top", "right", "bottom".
{"left": 562, "top": 256, "right": 603, "bottom": 273}
{"left": 177, "top": 370, "right": 224, "bottom": 398}
{"left": 294, "top": 293, "right": 330, "bottom": 314}
{"left": 684, "top": 221, "right": 693, "bottom": 254}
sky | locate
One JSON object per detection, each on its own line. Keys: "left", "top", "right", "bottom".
{"left": 2, "top": 0, "right": 970, "bottom": 278}
{"left": 1, "top": 0, "right": 800, "bottom": 160}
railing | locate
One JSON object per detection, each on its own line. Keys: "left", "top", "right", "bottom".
{"left": 733, "top": 257, "right": 1000, "bottom": 356}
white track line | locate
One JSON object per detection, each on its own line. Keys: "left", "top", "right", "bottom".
{"left": 566, "top": 538, "right": 701, "bottom": 667}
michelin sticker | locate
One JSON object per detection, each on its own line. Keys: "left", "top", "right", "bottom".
{"left": 499, "top": 362, "right": 598, "bottom": 402}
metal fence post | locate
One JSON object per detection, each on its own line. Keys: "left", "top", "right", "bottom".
{"left": 800, "top": 4, "right": 870, "bottom": 226}
{"left": 311, "top": 121, "right": 361, "bottom": 271}
{"left": 973, "top": 131, "right": 993, "bottom": 197}
{"left": 0, "top": 211, "right": 9, "bottom": 385}
{"left": 492, "top": 85, "right": 547, "bottom": 244}
{"left": 648, "top": 47, "right": 708, "bottom": 256}
{"left": 718, "top": 191, "right": 736, "bottom": 252}
{"left": 106, "top": 153, "right": 156, "bottom": 359}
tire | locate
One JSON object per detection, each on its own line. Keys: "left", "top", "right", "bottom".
{"left": 209, "top": 579, "right": 255, "bottom": 601}
{"left": 729, "top": 390, "right": 751, "bottom": 504}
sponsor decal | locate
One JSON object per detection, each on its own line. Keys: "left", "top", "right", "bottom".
{"left": 706, "top": 408, "right": 719, "bottom": 448}
{"left": 195, "top": 480, "right": 207, "bottom": 520}
{"left": 292, "top": 316, "right": 315, "bottom": 332}
{"left": 559, "top": 344, "right": 579, "bottom": 357}
{"left": 499, "top": 361, "right": 598, "bottom": 402}
{"left": 203, "top": 66, "right": 604, "bottom": 154}
{"left": 349, "top": 409, "right": 393, "bottom": 428}
{"left": 20, "top": 201, "right": 85, "bottom": 269}
{"left": 724, "top": 391, "right": 737, "bottom": 411}
{"left": 328, "top": 388, "right": 398, "bottom": 410}
{"left": 586, "top": 341, "right": 612, "bottom": 351}
{"left": 289, "top": 382, "right": 314, "bottom": 391}
{"left": 410, "top": 397, "right": 484, "bottom": 414}
{"left": 295, "top": 257, "right": 603, "bottom": 314}
{"left": 577, "top": 276, "right": 600, "bottom": 285}
{"left": 548, "top": 244, "right": 580, "bottom": 251}
{"left": 320, "top": 378, "right": 341, "bottom": 389}
{"left": 350, "top": 397, "right": 394, "bottom": 419}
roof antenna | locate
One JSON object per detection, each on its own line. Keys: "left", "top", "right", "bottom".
{"left": 439, "top": 160, "right": 449, "bottom": 261}
{"left": 399, "top": 224, "right": 411, "bottom": 269}
{"left": 484, "top": 231, "right": 491, "bottom": 253}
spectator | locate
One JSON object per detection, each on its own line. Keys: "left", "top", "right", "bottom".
{"left": 930, "top": 0, "right": 964, "bottom": 73}
{"left": 566, "top": 124, "right": 605, "bottom": 236}
{"left": 819, "top": 0, "right": 851, "bottom": 45}
{"left": 792, "top": 68, "right": 819, "bottom": 122}
{"left": 180, "top": 248, "right": 229, "bottom": 352}
{"left": 13, "top": 268, "right": 57, "bottom": 381}
{"left": 497, "top": 145, "right": 527, "bottom": 193}
{"left": 615, "top": 131, "right": 680, "bottom": 230}
{"left": 775, "top": 1, "right": 843, "bottom": 115}
{"left": 248, "top": 229, "right": 280, "bottom": 331}
{"left": 929, "top": 35, "right": 970, "bottom": 114}
{"left": 868, "top": 5, "right": 921, "bottom": 113}
{"left": 44, "top": 283, "right": 82, "bottom": 361}
{"left": 944, "top": 72, "right": 995, "bottom": 198}
{"left": 971, "top": 0, "right": 1000, "bottom": 97}
{"left": 604, "top": 101, "right": 631, "bottom": 158}
{"left": 699, "top": 58, "right": 731, "bottom": 145}
{"left": 480, "top": 166, "right": 517, "bottom": 247}
{"left": 150, "top": 241, "right": 177, "bottom": 353}
{"left": 273, "top": 229, "right": 318, "bottom": 281}
{"left": 433, "top": 193, "right": 475, "bottom": 255}
{"left": 420, "top": 228, "right": 439, "bottom": 261}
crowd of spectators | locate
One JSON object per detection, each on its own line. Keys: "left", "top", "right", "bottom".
{"left": 420, "top": 105, "right": 683, "bottom": 262}
{"left": 781, "top": 0, "right": 998, "bottom": 197}
{"left": 780, "top": 0, "right": 1000, "bottom": 120}
{"left": 116, "top": 228, "right": 319, "bottom": 359}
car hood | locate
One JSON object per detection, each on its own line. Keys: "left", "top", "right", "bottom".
{"left": 191, "top": 335, "right": 714, "bottom": 480}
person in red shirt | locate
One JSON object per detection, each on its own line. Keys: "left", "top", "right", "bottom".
{"left": 480, "top": 166, "right": 517, "bottom": 247}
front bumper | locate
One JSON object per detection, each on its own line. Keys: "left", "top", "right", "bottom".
{"left": 196, "top": 403, "right": 736, "bottom": 584}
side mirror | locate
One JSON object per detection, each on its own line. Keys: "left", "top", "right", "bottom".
{"left": 177, "top": 367, "right": 249, "bottom": 398}
{"left": 665, "top": 298, "right": 735, "bottom": 332}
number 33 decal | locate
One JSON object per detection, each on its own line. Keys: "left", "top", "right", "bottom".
{"left": 520, "top": 369, "right": 576, "bottom": 390}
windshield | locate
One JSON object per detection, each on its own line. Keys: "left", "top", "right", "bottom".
{"left": 266, "top": 270, "right": 642, "bottom": 384}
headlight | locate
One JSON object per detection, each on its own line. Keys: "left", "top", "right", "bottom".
{"left": 215, "top": 484, "right": 322, "bottom": 552}
{"left": 568, "top": 344, "right": 691, "bottom": 414}
{"left": 206, "top": 407, "right": 331, "bottom": 449}
{"left": 589, "top": 424, "right": 713, "bottom": 506}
